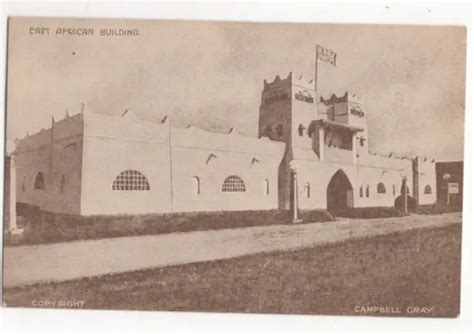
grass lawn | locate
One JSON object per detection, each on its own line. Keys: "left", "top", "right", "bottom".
{"left": 4, "top": 224, "right": 461, "bottom": 317}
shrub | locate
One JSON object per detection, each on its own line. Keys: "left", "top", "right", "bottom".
{"left": 16, "top": 202, "right": 40, "bottom": 218}
{"left": 416, "top": 202, "right": 463, "bottom": 215}
{"left": 329, "top": 206, "right": 404, "bottom": 219}
{"left": 300, "top": 210, "right": 334, "bottom": 223}
{"left": 6, "top": 208, "right": 334, "bottom": 246}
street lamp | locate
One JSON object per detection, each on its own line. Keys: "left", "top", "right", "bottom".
{"left": 401, "top": 176, "right": 408, "bottom": 215}
{"left": 289, "top": 160, "right": 303, "bottom": 223}
{"left": 443, "top": 173, "right": 451, "bottom": 205}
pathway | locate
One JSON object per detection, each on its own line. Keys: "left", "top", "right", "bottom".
{"left": 3, "top": 212, "right": 461, "bottom": 288}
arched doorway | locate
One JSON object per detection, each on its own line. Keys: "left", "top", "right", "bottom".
{"left": 327, "top": 169, "right": 354, "bottom": 210}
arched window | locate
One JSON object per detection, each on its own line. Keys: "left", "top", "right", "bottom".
{"left": 359, "top": 185, "right": 363, "bottom": 198}
{"left": 222, "top": 175, "right": 246, "bottom": 192}
{"left": 60, "top": 175, "right": 66, "bottom": 194}
{"left": 264, "top": 179, "right": 270, "bottom": 195}
{"left": 424, "top": 185, "right": 432, "bottom": 194}
{"left": 366, "top": 185, "right": 370, "bottom": 197}
{"left": 193, "top": 176, "right": 200, "bottom": 195}
{"left": 34, "top": 172, "right": 45, "bottom": 190}
{"left": 304, "top": 182, "right": 311, "bottom": 198}
{"left": 392, "top": 184, "right": 396, "bottom": 196}
{"left": 112, "top": 170, "right": 150, "bottom": 191}
{"left": 377, "top": 182, "right": 386, "bottom": 194}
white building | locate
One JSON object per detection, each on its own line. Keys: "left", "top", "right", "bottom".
{"left": 12, "top": 71, "right": 437, "bottom": 216}
{"left": 260, "top": 73, "right": 437, "bottom": 211}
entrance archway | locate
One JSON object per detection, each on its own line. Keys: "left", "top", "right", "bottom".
{"left": 327, "top": 169, "right": 354, "bottom": 210}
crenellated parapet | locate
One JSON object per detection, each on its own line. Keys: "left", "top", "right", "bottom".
{"left": 262, "top": 72, "right": 318, "bottom": 106}
{"left": 14, "top": 110, "right": 83, "bottom": 154}
{"left": 263, "top": 72, "right": 292, "bottom": 89}
{"left": 320, "top": 91, "right": 363, "bottom": 105}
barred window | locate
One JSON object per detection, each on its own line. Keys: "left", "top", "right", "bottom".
{"left": 424, "top": 185, "right": 432, "bottom": 194}
{"left": 112, "top": 170, "right": 150, "bottom": 191}
{"left": 34, "top": 172, "right": 45, "bottom": 190}
{"left": 377, "top": 182, "right": 386, "bottom": 194}
{"left": 222, "top": 175, "right": 246, "bottom": 192}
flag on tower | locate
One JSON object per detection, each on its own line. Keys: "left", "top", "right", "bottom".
{"left": 316, "top": 44, "right": 337, "bottom": 66}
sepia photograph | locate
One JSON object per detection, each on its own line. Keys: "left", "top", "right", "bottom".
{"left": 2, "top": 14, "right": 467, "bottom": 321}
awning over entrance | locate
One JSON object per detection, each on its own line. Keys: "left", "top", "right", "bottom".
{"left": 308, "top": 119, "right": 364, "bottom": 137}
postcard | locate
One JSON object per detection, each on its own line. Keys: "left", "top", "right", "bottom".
{"left": 3, "top": 17, "right": 466, "bottom": 318}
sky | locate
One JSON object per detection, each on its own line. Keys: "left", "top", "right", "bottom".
{"left": 6, "top": 17, "right": 466, "bottom": 160}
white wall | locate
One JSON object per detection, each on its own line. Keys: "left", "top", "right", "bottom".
{"left": 170, "top": 127, "right": 285, "bottom": 212}
{"left": 291, "top": 150, "right": 413, "bottom": 210}
{"left": 14, "top": 114, "right": 84, "bottom": 214}
{"left": 80, "top": 112, "right": 172, "bottom": 215}
{"left": 416, "top": 159, "right": 437, "bottom": 205}
{"left": 80, "top": 112, "right": 286, "bottom": 215}
{"left": 295, "top": 161, "right": 357, "bottom": 210}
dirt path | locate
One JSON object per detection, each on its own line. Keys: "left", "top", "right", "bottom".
{"left": 3, "top": 213, "right": 461, "bottom": 288}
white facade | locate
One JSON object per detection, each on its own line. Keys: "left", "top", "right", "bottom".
{"left": 13, "top": 71, "right": 437, "bottom": 216}
{"left": 14, "top": 109, "right": 285, "bottom": 215}
{"left": 259, "top": 72, "right": 436, "bottom": 211}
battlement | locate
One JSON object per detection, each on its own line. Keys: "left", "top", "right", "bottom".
{"left": 263, "top": 72, "right": 315, "bottom": 91}
{"left": 320, "top": 91, "right": 363, "bottom": 106}
{"left": 14, "top": 111, "right": 83, "bottom": 154}
{"left": 263, "top": 72, "right": 292, "bottom": 89}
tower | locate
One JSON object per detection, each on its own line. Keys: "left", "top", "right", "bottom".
{"left": 258, "top": 72, "right": 318, "bottom": 147}
{"left": 258, "top": 71, "right": 370, "bottom": 209}
{"left": 319, "top": 91, "right": 369, "bottom": 159}
{"left": 258, "top": 72, "right": 318, "bottom": 209}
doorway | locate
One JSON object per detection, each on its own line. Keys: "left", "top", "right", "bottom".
{"left": 327, "top": 169, "right": 354, "bottom": 210}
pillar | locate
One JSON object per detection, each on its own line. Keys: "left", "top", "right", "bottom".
{"left": 7, "top": 156, "right": 23, "bottom": 234}
{"left": 289, "top": 160, "right": 302, "bottom": 223}
{"left": 318, "top": 126, "right": 325, "bottom": 161}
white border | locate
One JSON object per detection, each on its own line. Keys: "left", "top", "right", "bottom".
{"left": 0, "top": 1, "right": 472, "bottom": 332}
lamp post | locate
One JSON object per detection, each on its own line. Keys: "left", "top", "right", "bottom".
{"left": 7, "top": 156, "right": 23, "bottom": 235}
{"left": 401, "top": 176, "right": 408, "bottom": 215}
{"left": 289, "top": 160, "right": 303, "bottom": 223}
{"left": 443, "top": 173, "right": 451, "bottom": 205}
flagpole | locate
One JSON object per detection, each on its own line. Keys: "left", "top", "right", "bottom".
{"left": 314, "top": 44, "right": 318, "bottom": 103}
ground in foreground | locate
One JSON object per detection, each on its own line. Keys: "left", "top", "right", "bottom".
{"left": 4, "top": 224, "right": 461, "bottom": 317}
